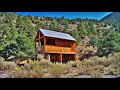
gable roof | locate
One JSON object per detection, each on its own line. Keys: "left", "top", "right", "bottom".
{"left": 39, "top": 28, "right": 76, "bottom": 41}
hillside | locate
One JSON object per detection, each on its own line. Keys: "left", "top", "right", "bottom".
{"left": 0, "top": 12, "right": 120, "bottom": 60}
{"left": 101, "top": 12, "right": 120, "bottom": 31}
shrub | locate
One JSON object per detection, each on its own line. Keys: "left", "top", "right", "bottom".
{"left": 10, "top": 63, "right": 44, "bottom": 78}
{"left": 64, "top": 64, "right": 71, "bottom": 74}
{"left": 77, "top": 65, "right": 87, "bottom": 75}
{"left": 0, "top": 61, "right": 17, "bottom": 71}
{"left": 107, "top": 69, "right": 119, "bottom": 76}
{"left": 17, "top": 51, "right": 28, "bottom": 57}
{"left": 9, "top": 59, "right": 44, "bottom": 78}
{"left": 86, "top": 60, "right": 96, "bottom": 67}
{"left": 26, "top": 59, "right": 40, "bottom": 70}
{"left": 30, "top": 65, "right": 44, "bottom": 78}
{"left": 91, "top": 65, "right": 104, "bottom": 72}
{"left": 107, "top": 65, "right": 120, "bottom": 76}
{"left": 39, "top": 59, "right": 52, "bottom": 69}
{"left": 49, "top": 63, "right": 66, "bottom": 78}
{"left": 0, "top": 56, "right": 5, "bottom": 61}
{"left": 24, "top": 63, "right": 32, "bottom": 70}
{"left": 90, "top": 70, "right": 102, "bottom": 78}
{"left": 90, "top": 56, "right": 99, "bottom": 61}
{"left": 76, "top": 60, "right": 90, "bottom": 75}
{"left": 9, "top": 70, "right": 31, "bottom": 78}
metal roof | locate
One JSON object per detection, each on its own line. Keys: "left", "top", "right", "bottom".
{"left": 39, "top": 28, "right": 76, "bottom": 41}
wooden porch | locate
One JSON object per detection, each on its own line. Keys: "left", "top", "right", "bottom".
{"left": 35, "top": 45, "right": 76, "bottom": 54}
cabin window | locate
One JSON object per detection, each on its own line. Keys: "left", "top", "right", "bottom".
{"left": 46, "top": 38, "right": 55, "bottom": 45}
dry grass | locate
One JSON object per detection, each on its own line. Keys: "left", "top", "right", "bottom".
{"left": 39, "top": 59, "right": 52, "bottom": 69}
{"left": 0, "top": 61, "right": 17, "bottom": 71}
{"left": 107, "top": 65, "right": 120, "bottom": 76}
{"left": 1, "top": 53, "right": 120, "bottom": 78}
{"left": 49, "top": 63, "right": 66, "bottom": 78}
{"left": 9, "top": 59, "right": 44, "bottom": 78}
{"left": 90, "top": 70, "right": 102, "bottom": 78}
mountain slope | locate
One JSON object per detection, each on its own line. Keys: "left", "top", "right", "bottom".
{"left": 101, "top": 12, "right": 120, "bottom": 31}
{"left": 0, "top": 12, "right": 120, "bottom": 58}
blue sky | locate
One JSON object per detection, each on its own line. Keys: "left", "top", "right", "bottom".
{"left": 16, "top": 12, "right": 112, "bottom": 20}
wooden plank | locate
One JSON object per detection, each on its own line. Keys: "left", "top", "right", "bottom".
{"left": 38, "top": 31, "right": 40, "bottom": 46}
{"left": 59, "top": 53, "right": 62, "bottom": 63}
{"left": 37, "top": 45, "right": 76, "bottom": 54}
{"left": 44, "top": 45, "right": 75, "bottom": 54}
{"left": 35, "top": 36, "right": 44, "bottom": 42}
{"left": 45, "top": 51, "right": 75, "bottom": 54}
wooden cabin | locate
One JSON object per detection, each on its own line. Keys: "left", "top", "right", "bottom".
{"left": 34, "top": 28, "right": 76, "bottom": 63}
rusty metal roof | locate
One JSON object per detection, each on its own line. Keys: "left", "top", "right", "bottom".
{"left": 39, "top": 28, "right": 76, "bottom": 41}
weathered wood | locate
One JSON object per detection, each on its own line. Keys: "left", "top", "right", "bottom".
{"left": 44, "top": 45, "right": 75, "bottom": 54}
{"left": 36, "top": 45, "right": 76, "bottom": 54}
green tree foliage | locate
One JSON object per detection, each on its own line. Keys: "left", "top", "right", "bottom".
{"left": 0, "top": 12, "right": 120, "bottom": 58}
{"left": 0, "top": 13, "right": 35, "bottom": 57}
{"left": 16, "top": 36, "right": 34, "bottom": 56}
{"left": 97, "top": 30, "right": 120, "bottom": 56}
{"left": 49, "top": 21, "right": 58, "bottom": 31}
{"left": 89, "top": 35, "right": 98, "bottom": 47}
{"left": 77, "top": 23, "right": 87, "bottom": 38}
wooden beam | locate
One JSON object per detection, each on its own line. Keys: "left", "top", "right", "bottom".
{"left": 59, "top": 53, "right": 62, "bottom": 63}
{"left": 40, "top": 36, "right": 44, "bottom": 39}
{"left": 38, "top": 31, "right": 40, "bottom": 46}
{"left": 44, "top": 37, "right": 46, "bottom": 45}
{"left": 35, "top": 36, "right": 44, "bottom": 42}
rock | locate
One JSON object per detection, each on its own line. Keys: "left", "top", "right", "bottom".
{"left": 102, "top": 75, "right": 116, "bottom": 78}
{"left": 0, "top": 71, "right": 9, "bottom": 78}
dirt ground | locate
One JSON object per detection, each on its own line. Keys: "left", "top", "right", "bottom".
{"left": 1, "top": 70, "right": 120, "bottom": 78}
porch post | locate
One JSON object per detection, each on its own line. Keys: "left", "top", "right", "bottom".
{"left": 44, "top": 37, "right": 46, "bottom": 45}
{"left": 34, "top": 39, "right": 36, "bottom": 53}
{"left": 59, "top": 53, "right": 62, "bottom": 63}
{"left": 34, "top": 39, "right": 37, "bottom": 60}
{"left": 38, "top": 31, "right": 40, "bottom": 46}
{"left": 73, "top": 54, "right": 76, "bottom": 61}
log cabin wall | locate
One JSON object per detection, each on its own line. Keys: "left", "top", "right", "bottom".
{"left": 50, "top": 53, "right": 75, "bottom": 62}
{"left": 55, "top": 38, "right": 71, "bottom": 47}
{"left": 71, "top": 41, "right": 75, "bottom": 51}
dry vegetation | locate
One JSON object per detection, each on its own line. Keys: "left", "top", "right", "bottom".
{"left": 0, "top": 52, "right": 120, "bottom": 78}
